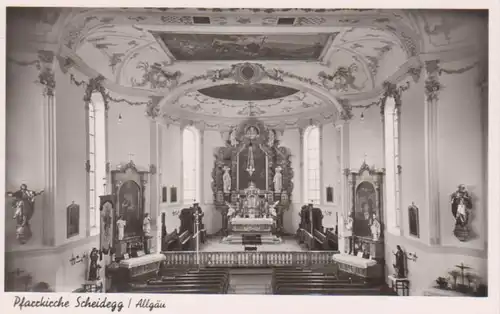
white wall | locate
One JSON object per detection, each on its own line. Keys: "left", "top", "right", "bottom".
{"left": 384, "top": 58, "right": 487, "bottom": 295}
{"left": 5, "top": 58, "right": 99, "bottom": 290}
{"left": 5, "top": 58, "right": 45, "bottom": 249}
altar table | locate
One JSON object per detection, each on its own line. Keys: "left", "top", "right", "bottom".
{"left": 119, "top": 253, "right": 166, "bottom": 280}
{"left": 332, "top": 253, "right": 382, "bottom": 280}
{"left": 230, "top": 217, "right": 273, "bottom": 233}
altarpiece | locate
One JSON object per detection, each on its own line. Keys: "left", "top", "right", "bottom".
{"left": 212, "top": 118, "right": 293, "bottom": 240}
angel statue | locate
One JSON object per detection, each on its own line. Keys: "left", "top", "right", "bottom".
{"left": 269, "top": 200, "right": 280, "bottom": 218}
{"left": 6, "top": 184, "right": 44, "bottom": 244}
{"left": 226, "top": 201, "right": 238, "bottom": 218}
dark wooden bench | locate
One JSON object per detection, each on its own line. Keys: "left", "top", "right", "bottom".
{"left": 275, "top": 288, "right": 386, "bottom": 295}
{"left": 314, "top": 229, "right": 327, "bottom": 250}
{"left": 163, "top": 230, "right": 180, "bottom": 251}
{"left": 326, "top": 229, "right": 339, "bottom": 251}
{"left": 178, "top": 230, "right": 192, "bottom": 251}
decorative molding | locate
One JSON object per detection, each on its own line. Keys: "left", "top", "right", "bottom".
{"left": 149, "top": 164, "right": 157, "bottom": 175}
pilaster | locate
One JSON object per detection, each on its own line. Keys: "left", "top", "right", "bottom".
{"left": 298, "top": 127, "right": 305, "bottom": 203}
{"left": 424, "top": 60, "right": 442, "bottom": 245}
{"left": 318, "top": 124, "right": 324, "bottom": 205}
{"left": 39, "top": 50, "right": 57, "bottom": 246}
{"left": 199, "top": 127, "right": 205, "bottom": 204}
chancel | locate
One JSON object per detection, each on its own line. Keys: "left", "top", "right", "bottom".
{"left": 4, "top": 7, "right": 490, "bottom": 298}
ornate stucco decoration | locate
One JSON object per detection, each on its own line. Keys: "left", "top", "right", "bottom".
{"left": 37, "top": 50, "right": 56, "bottom": 96}
{"left": 318, "top": 64, "right": 364, "bottom": 92}
{"left": 424, "top": 60, "right": 442, "bottom": 103}
{"left": 407, "top": 66, "right": 423, "bottom": 83}
{"left": 131, "top": 61, "right": 181, "bottom": 89}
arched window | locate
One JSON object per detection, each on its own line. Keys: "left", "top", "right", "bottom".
{"left": 304, "top": 126, "right": 321, "bottom": 204}
{"left": 384, "top": 97, "right": 401, "bottom": 233}
{"left": 88, "top": 94, "right": 106, "bottom": 233}
{"left": 182, "top": 126, "right": 200, "bottom": 204}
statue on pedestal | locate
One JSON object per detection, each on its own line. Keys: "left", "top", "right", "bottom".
{"left": 143, "top": 213, "right": 151, "bottom": 237}
{"left": 450, "top": 184, "right": 473, "bottom": 241}
{"left": 370, "top": 213, "right": 381, "bottom": 241}
{"left": 6, "top": 184, "right": 44, "bottom": 244}
{"left": 88, "top": 248, "right": 101, "bottom": 281}
{"left": 223, "top": 166, "right": 231, "bottom": 194}
{"left": 393, "top": 245, "right": 406, "bottom": 278}
{"left": 116, "top": 216, "right": 127, "bottom": 241}
{"left": 229, "top": 129, "right": 239, "bottom": 147}
{"left": 273, "top": 166, "right": 283, "bottom": 193}
{"left": 344, "top": 212, "right": 354, "bottom": 255}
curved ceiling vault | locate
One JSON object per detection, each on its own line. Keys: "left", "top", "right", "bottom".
{"left": 46, "top": 8, "right": 484, "bottom": 130}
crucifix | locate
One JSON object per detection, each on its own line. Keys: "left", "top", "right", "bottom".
{"left": 128, "top": 153, "right": 135, "bottom": 161}
{"left": 455, "top": 263, "right": 472, "bottom": 285}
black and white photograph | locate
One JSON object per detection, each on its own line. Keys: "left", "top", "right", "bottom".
{"left": 2, "top": 4, "right": 497, "bottom": 313}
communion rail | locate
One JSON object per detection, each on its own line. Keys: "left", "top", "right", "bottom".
{"left": 161, "top": 251, "right": 338, "bottom": 268}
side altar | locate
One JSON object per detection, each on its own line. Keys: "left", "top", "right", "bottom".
{"left": 212, "top": 118, "right": 293, "bottom": 244}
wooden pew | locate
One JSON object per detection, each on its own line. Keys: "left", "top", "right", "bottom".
{"left": 274, "top": 287, "right": 387, "bottom": 295}
{"left": 313, "top": 229, "right": 327, "bottom": 250}
{"left": 162, "top": 230, "right": 180, "bottom": 251}
{"left": 326, "top": 229, "right": 339, "bottom": 251}
{"left": 178, "top": 230, "right": 193, "bottom": 251}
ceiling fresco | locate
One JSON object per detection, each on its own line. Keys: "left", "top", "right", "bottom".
{"left": 155, "top": 33, "right": 335, "bottom": 61}
{"left": 198, "top": 83, "right": 300, "bottom": 101}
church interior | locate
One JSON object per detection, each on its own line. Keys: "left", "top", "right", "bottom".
{"left": 4, "top": 7, "right": 489, "bottom": 297}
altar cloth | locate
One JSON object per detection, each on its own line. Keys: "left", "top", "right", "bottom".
{"left": 231, "top": 217, "right": 273, "bottom": 225}
{"left": 119, "top": 253, "right": 166, "bottom": 269}
{"left": 332, "top": 253, "right": 377, "bottom": 268}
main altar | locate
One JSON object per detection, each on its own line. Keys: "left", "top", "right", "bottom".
{"left": 212, "top": 118, "right": 293, "bottom": 244}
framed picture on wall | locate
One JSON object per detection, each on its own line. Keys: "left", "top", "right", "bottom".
{"left": 408, "top": 203, "right": 420, "bottom": 238}
{"left": 67, "top": 203, "right": 80, "bottom": 238}
{"left": 162, "top": 186, "right": 167, "bottom": 203}
{"left": 170, "top": 186, "right": 177, "bottom": 203}
{"left": 326, "top": 186, "right": 334, "bottom": 203}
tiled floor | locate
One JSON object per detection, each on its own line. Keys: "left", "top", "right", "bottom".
{"left": 200, "top": 236, "right": 306, "bottom": 252}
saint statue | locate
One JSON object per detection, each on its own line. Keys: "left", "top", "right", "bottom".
{"left": 229, "top": 129, "right": 239, "bottom": 147}
{"left": 223, "top": 166, "right": 231, "bottom": 193}
{"left": 143, "top": 213, "right": 151, "bottom": 237}
{"left": 450, "top": 184, "right": 472, "bottom": 228}
{"left": 370, "top": 213, "right": 381, "bottom": 241}
{"left": 269, "top": 201, "right": 279, "bottom": 218}
{"left": 344, "top": 212, "right": 354, "bottom": 255}
{"left": 116, "top": 216, "right": 127, "bottom": 241}
{"left": 87, "top": 248, "right": 101, "bottom": 282}
{"left": 393, "top": 245, "right": 406, "bottom": 278}
{"left": 268, "top": 129, "right": 276, "bottom": 147}
{"left": 6, "top": 184, "right": 44, "bottom": 244}
{"left": 273, "top": 166, "right": 283, "bottom": 193}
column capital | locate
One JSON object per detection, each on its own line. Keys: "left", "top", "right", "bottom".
{"left": 37, "top": 50, "right": 56, "bottom": 97}
{"left": 424, "top": 60, "right": 443, "bottom": 103}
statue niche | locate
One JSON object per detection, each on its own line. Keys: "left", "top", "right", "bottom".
{"left": 213, "top": 118, "right": 293, "bottom": 236}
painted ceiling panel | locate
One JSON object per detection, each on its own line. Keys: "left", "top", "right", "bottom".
{"left": 156, "top": 33, "right": 336, "bottom": 61}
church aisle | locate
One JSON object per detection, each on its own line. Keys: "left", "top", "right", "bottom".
{"left": 228, "top": 269, "right": 273, "bottom": 294}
